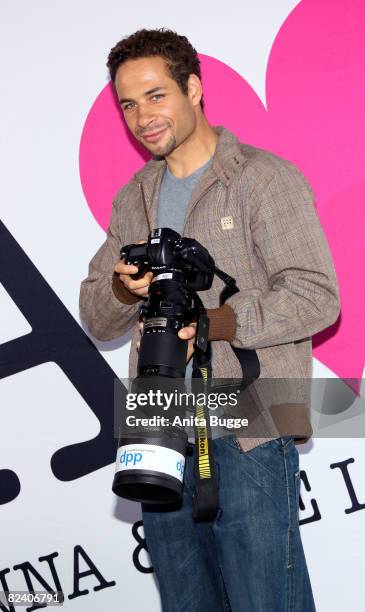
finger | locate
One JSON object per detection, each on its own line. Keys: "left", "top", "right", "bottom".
{"left": 115, "top": 261, "right": 139, "bottom": 275}
{"left": 178, "top": 326, "right": 196, "bottom": 340}
{"left": 124, "top": 277, "right": 151, "bottom": 291}
{"left": 139, "top": 321, "right": 144, "bottom": 334}
{"left": 128, "top": 271, "right": 153, "bottom": 287}
{"left": 129, "top": 286, "right": 150, "bottom": 297}
{"left": 137, "top": 340, "right": 140, "bottom": 351}
{"left": 132, "top": 270, "right": 153, "bottom": 283}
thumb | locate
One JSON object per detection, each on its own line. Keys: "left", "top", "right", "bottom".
{"left": 178, "top": 325, "right": 196, "bottom": 340}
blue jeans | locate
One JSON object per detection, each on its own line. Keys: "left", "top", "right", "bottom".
{"left": 142, "top": 436, "right": 316, "bottom": 612}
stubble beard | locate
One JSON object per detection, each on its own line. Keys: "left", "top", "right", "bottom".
{"left": 147, "top": 133, "right": 177, "bottom": 160}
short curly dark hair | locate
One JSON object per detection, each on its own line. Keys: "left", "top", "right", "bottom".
{"left": 106, "top": 28, "right": 204, "bottom": 108}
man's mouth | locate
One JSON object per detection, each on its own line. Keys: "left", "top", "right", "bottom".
{"left": 141, "top": 127, "right": 168, "bottom": 143}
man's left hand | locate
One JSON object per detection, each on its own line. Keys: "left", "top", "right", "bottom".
{"left": 137, "top": 322, "right": 197, "bottom": 363}
{"left": 178, "top": 323, "right": 196, "bottom": 362}
{"left": 137, "top": 321, "right": 196, "bottom": 362}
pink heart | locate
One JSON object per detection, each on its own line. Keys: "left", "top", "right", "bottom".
{"left": 79, "top": 0, "right": 365, "bottom": 389}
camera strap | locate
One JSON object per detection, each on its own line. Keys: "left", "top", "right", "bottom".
{"left": 190, "top": 293, "right": 219, "bottom": 521}
{"left": 191, "top": 343, "right": 220, "bottom": 522}
{"left": 214, "top": 265, "right": 261, "bottom": 386}
{"left": 190, "top": 269, "right": 260, "bottom": 521}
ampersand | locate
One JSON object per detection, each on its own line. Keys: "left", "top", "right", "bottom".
{"left": 132, "top": 520, "right": 153, "bottom": 574}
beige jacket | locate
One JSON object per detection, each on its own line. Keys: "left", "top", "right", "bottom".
{"left": 79, "top": 127, "right": 340, "bottom": 450}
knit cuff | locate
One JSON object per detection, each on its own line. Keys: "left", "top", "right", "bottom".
{"left": 207, "top": 304, "right": 236, "bottom": 342}
{"left": 112, "top": 272, "right": 141, "bottom": 305}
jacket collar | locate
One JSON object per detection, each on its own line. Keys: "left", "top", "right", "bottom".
{"left": 133, "top": 126, "right": 247, "bottom": 188}
{"left": 132, "top": 126, "right": 247, "bottom": 230}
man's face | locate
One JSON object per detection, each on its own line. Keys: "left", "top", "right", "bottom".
{"left": 114, "top": 56, "right": 199, "bottom": 158}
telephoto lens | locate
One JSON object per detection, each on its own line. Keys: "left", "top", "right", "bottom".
{"left": 112, "top": 228, "right": 215, "bottom": 505}
{"left": 113, "top": 377, "right": 188, "bottom": 504}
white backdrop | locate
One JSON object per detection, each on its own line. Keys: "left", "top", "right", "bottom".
{"left": 1, "top": 1, "right": 364, "bottom": 610}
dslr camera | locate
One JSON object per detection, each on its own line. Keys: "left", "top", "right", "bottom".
{"left": 123, "top": 227, "right": 214, "bottom": 377}
{"left": 112, "top": 227, "right": 216, "bottom": 504}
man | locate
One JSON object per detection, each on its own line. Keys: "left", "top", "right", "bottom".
{"left": 79, "top": 28, "right": 340, "bottom": 611}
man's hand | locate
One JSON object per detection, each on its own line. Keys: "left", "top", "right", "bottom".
{"left": 137, "top": 322, "right": 197, "bottom": 363}
{"left": 114, "top": 241, "right": 153, "bottom": 299}
{"left": 178, "top": 323, "right": 197, "bottom": 363}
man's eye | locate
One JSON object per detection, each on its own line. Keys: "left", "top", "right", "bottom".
{"left": 123, "top": 103, "right": 135, "bottom": 111}
{"left": 151, "top": 94, "right": 164, "bottom": 102}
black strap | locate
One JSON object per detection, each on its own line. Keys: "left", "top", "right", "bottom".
{"left": 189, "top": 268, "right": 260, "bottom": 522}
{"left": 191, "top": 344, "right": 219, "bottom": 522}
{"left": 231, "top": 346, "right": 260, "bottom": 387}
{"left": 215, "top": 264, "right": 261, "bottom": 383}
{"left": 213, "top": 266, "right": 239, "bottom": 306}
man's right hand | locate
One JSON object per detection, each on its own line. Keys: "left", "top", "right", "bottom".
{"left": 114, "top": 260, "right": 153, "bottom": 299}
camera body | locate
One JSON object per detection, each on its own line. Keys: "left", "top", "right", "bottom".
{"left": 121, "top": 227, "right": 214, "bottom": 289}
{"left": 122, "top": 227, "right": 215, "bottom": 378}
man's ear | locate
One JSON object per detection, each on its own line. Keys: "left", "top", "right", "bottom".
{"left": 187, "top": 74, "right": 203, "bottom": 107}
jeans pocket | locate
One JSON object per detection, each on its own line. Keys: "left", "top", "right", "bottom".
{"left": 245, "top": 438, "right": 288, "bottom": 484}
{"left": 220, "top": 435, "right": 244, "bottom": 453}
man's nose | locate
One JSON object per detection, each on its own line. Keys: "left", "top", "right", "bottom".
{"left": 136, "top": 104, "right": 155, "bottom": 129}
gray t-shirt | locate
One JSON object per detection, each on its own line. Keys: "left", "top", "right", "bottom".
{"left": 157, "top": 158, "right": 224, "bottom": 442}
{"left": 157, "top": 158, "right": 212, "bottom": 232}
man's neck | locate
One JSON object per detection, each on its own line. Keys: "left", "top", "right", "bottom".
{"left": 165, "top": 117, "right": 218, "bottom": 178}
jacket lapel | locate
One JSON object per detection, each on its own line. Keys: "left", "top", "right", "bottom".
{"left": 184, "top": 126, "right": 248, "bottom": 226}
{"left": 134, "top": 126, "right": 248, "bottom": 234}
{"left": 183, "top": 166, "right": 218, "bottom": 228}
{"left": 134, "top": 160, "right": 165, "bottom": 232}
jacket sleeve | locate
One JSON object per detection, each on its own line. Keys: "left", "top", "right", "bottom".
{"left": 79, "top": 192, "right": 140, "bottom": 341}
{"left": 226, "top": 165, "right": 341, "bottom": 350}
